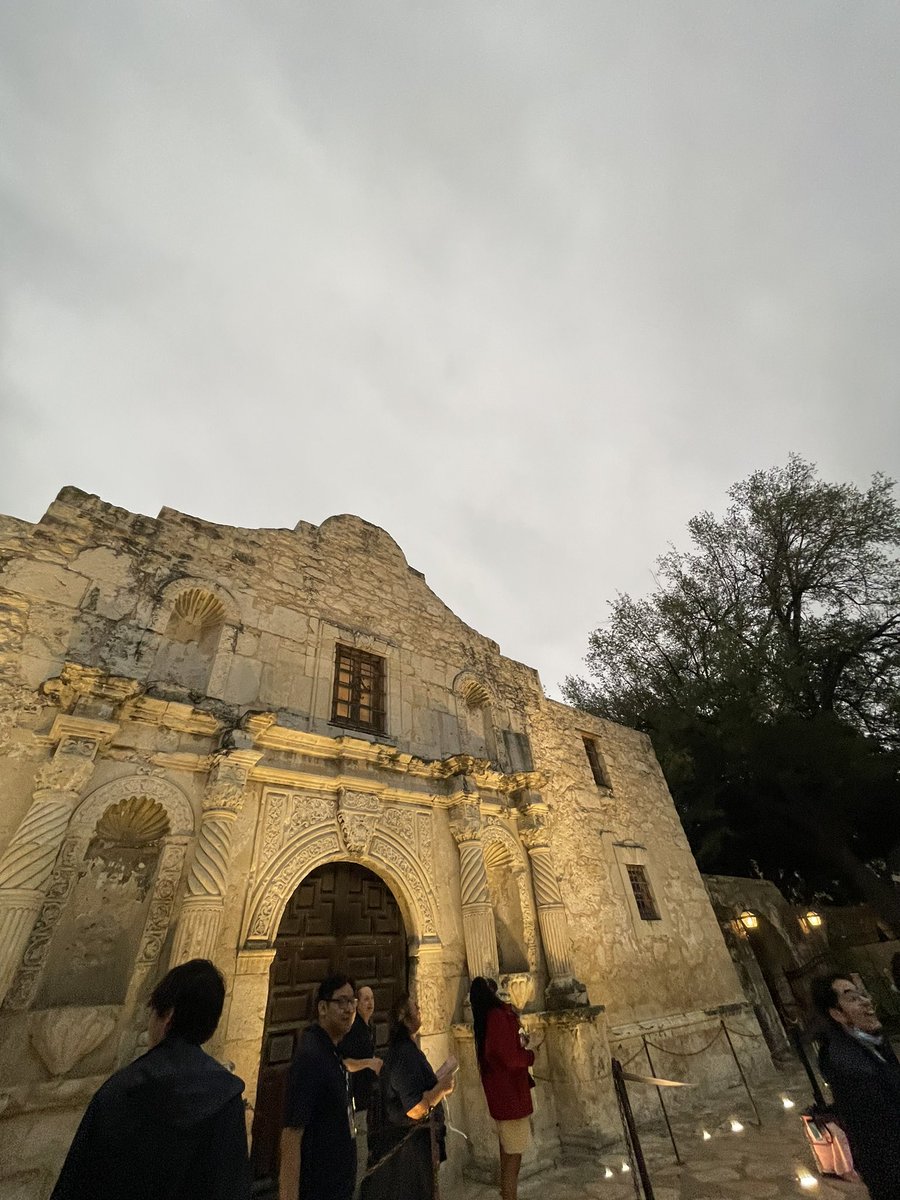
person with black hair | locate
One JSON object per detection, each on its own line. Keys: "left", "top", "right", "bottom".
{"left": 50, "top": 958, "right": 251, "bottom": 1200}
{"left": 280, "top": 973, "right": 358, "bottom": 1200}
{"left": 361, "top": 993, "right": 456, "bottom": 1200}
{"left": 469, "top": 976, "right": 536, "bottom": 1200}
{"left": 811, "top": 973, "right": 900, "bottom": 1200}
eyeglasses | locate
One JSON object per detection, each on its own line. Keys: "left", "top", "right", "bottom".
{"left": 327, "top": 997, "right": 358, "bottom": 1009}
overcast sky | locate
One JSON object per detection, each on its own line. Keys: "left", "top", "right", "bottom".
{"left": 2, "top": 2, "right": 898, "bottom": 698}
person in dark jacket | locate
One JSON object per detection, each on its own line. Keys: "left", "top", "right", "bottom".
{"left": 361, "top": 993, "right": 456, "bottom": 1200}
{"left": 51, "top": 957, "right": 251, "bottom": 1200}
{"left": 811, "top": 973, "right": 900, "bottom": 1200}
{"left": 469, "top": 976, "right": 536, "bottom": 1200}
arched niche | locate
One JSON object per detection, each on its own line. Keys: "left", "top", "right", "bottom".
{"left": 452, "top": 670, "right": 499, "bottom": 763}
{"left": 482, "top": 823, "right": 538, "bottom": 976}
{"left": 142, "top": 577, "right": 240, "bottom": 696}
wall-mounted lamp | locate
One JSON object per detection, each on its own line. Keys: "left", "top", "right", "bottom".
{"left": 738, "top": 910, "right": 759, "bottom": 931}
{"left": 805, "top": 910, "right": 823, "bottom": 928}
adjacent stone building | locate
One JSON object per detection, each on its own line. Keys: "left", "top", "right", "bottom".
{"left": 0, "top": 488, "right": 770, "bottom": 1198}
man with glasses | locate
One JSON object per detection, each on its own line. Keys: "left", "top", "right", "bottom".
{"left": 811, "top": 973, "right": 900, "bottom": 1200}
{"left": 280, "top": 974, "right": 359, "bottom": 1200}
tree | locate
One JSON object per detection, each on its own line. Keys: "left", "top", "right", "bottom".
{"left": 564, "top": 455, "right": 900, "bottom": 928}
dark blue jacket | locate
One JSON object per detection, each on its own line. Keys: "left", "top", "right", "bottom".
{"left": 818, "top": 1026, "right": 900, "bottom": 1200}
{"left": 51, "top": 1035, "right": 251, "bottom": 1200}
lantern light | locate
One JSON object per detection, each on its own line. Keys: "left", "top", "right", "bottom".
{"left": 730, "top": 1119, "right": 745, "bottom": 1133}
{"left": 739, "top": 910, "right": 759, "bottom": 931}
{"left": 806, "top": 910, "right": 823, "bottom": 928}
{"left": 604, "top": 1167, "right": 614, "bottom": 1180}
{"left": 782, "top": 1096, "right": 796, "bottom": 1109}
{"left": 621, "top": 1161, "right": 631, "bottom": 1173}
{"left": 798, "top": 1170, "right": 818, "bottom": 1188}
{"left": 701, "top": 1129, "right": 712, "bottom": 1141}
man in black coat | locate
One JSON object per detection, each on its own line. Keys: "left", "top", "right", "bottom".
{"left": 51, "top": 958, "right": 251, "bottom": 1200}
{"left": 811, "top": 973, "right": 900, "bottom": 1200}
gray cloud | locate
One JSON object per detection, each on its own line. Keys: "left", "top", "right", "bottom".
{"left": 2, "top": 1, "right": 898, "bottom": 695}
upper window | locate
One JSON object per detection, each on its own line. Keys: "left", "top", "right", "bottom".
{"left": 626, "top": 864, "right": 660, "bottom": 921}
{"left": 582, "top": 736, "right": 609, "bottom": 788}
{"left": 331, "top": 645, "right": 386, "bottom": 734}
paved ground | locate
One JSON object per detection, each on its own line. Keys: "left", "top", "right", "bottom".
{"left": 467, "top": 1060, "right": 868, "bottom": 1200}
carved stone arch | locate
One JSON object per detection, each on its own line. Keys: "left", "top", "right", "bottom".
{"left": 481, "top": 821, "right": 539, "bottom": 973}
{"left": 452, "top": 670, "right": 494, "bottom": 711}
{"left": 244, "top": 828, "right": 440, "bottom": 950}
{"left": 72, "top": 774, "right": 195, "bottom": 837}
{"left": 142, "top": 576, "right": 241, "bottom": 634}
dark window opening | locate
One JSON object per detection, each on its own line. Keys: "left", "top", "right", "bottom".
{"left": 626, "top": 864, "right": 660, "bottom": 921}
{"left": 502, "top": 729, "right": 534, "bottom": 773}
{"left": 331, "top": 644, "right": 386, "bottom": 734}
{"left": 582, "top": 736, "right": 608, "bottom": 787}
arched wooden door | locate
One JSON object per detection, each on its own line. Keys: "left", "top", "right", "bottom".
{"left": 250, "top": 862, "right": 407, "bottom": 1184}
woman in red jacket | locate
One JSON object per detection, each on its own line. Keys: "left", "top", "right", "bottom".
{"left": 469, "top": 976, "right": 536, "bottom": 1200}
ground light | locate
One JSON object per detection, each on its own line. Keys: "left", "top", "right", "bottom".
{"left": 782, "top": 1096, "right": 796, "bottom": 1109}
{"left": 730, "top": 1119, "right": 745, "bottom": 1133}
{"left": 701, "top": 1129, "right": 712, "bottom": 1140}
{"left": 797, "top": 1169, "right": 818, "bottom": 1189}
{"left": 620, "top": 1161, "right": 630, "bottom": 1173}
{"left": 603, "top": 1167, "right": 614, "bottom": 1180}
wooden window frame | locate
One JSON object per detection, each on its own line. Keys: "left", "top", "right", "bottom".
{"left": 625, "top": 864, "right": 661, "bottom": 922}
{"left": 330, "top": 644, "right": 386, "bottom": 735}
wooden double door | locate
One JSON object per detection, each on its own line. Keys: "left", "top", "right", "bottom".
{"left": 251, "top": 863, "right": 408, "bottom": 1183}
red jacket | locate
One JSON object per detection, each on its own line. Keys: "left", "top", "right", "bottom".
{"left": 479, "top": 1005, "right": 535, "bottom": 1121}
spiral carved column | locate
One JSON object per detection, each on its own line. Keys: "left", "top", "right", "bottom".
{"left": 171, "top": 751, "right": 259, "bottom": 965}
{"left": 519, "top": 793, "right": 587, "bottom": 1009}
{"left": 449, "top": 788, "right": 499, "bottom": 982}
{"left": 0, "top": 732, "right": 101, "bottom": 1005}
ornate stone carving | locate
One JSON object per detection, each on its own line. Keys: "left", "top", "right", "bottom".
{"left": 4, "top": 835, "right": 87, "bottom": 1010}
{"left": 500, "top": 972, "right": 535, "bottom": 1012}
{"left": 416, "top": 812, "right": 434, "bottom": 870}
{"left": 137, "top": 840, "right": 187, "bottom": 965}
{"left": 457, "top": 840, "right": 490, "bottom": 908}
{"left": 30, "top": 1005, "right": 117, "bottom": 1076}
{"left": 0, "top": 738, "right": 105, "bottom": 1006}
{"left": 378, "top": 804, "right": 414, "bottom": 846}
{"left": 413, "top": 956, "right": 450, "bottom": 1034}
{"left": 261, "top": 791, "right": 286, "bottom": 864}
{"left": 73, "top": 775, "right": 194, "bottom": 838}
{"left": 337, "top": 790, "right": 382, "bottom": 856}
{"left": 287, "top": 794, "right": 336, "bottom": 837}
{"left": 369, "top": 834, "right": 439, "bottom": 938}
{"left": 449, "top": 795, "right": 482, "bottom": 845}
{"left": 247, "top": 831, "right": 342, "bottom": 941}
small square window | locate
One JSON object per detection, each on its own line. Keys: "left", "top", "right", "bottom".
{"left": 582, "top": 736, "right": 609, "bottom": 788}
{"left": 331, "top": 645, "right": 386, "bottom": 734}
{"left": 626, "top": 864, "right": 660, "bottom": 921}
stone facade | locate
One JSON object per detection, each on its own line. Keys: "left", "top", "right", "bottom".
{"left": 0, "top": 489, "right": 771, "bottom": 1198}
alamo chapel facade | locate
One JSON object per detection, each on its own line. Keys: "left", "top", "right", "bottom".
{"left": 0, "top": 488, "right": 770, "bottom": 1197}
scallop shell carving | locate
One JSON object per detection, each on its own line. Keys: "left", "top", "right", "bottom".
{"left": 95, "top": 796, "right": 170, "bottom": 846}
{"left": 31, "top": 1006, "right": 118, "bottom": 1076}
{"left": 461, "top": 678, "right": 492, "bottom": 710}
{"left": 173, "top": 588, "right": 227, "bottom": 630}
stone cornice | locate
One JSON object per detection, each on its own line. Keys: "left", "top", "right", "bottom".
{"left": 123, "top": 697, "right": 221, "bottom": 736}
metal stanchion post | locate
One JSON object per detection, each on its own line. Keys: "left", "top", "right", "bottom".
{"left": 612, "top": 1058, "right": 655, "bottom": 1200}
{"left": 642, "top": 1037, "right": 682, "bottom": 1165}
{"left": 721, "top": 1021, "right": 762, "bottom": 1127}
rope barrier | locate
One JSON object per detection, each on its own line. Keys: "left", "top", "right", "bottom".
{"left": 722, "top": 1024, "right": 766, "bottom": 1040}
{"left": 642, "top": 1027, "right": 724, "bottom": 1058}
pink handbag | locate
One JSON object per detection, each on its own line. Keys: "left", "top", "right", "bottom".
{"left": 801, "top": 1115, "right": 859, "bottom": 1181}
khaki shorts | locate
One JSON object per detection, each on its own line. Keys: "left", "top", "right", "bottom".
{"left": 496, "top": 1116, "right": 532, "bottom": 1156}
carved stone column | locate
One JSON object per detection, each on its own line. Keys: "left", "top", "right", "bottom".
{"left": 0, "top": 718, "right": 111, "bottom": 1005}
{"left": 170, "top": 749, "right": 260, "bottom": 965}
{"left": 449, "top": 784, "right": 499, "bottom": 982}
{"left": 519, "top": 793, "right": 587, "bottom": 1008}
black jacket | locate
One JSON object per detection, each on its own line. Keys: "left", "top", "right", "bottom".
{"left": 51, "top": 1035, "right": 251, "bottom": 1200}
{"left": 818, "top": 1025, "right": 900, "bottom": 1200}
